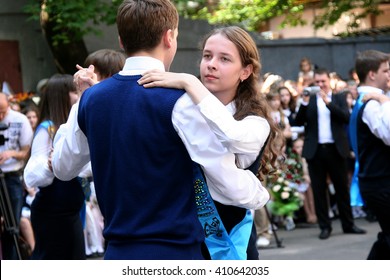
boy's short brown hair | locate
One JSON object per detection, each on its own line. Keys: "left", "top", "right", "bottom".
{"left": 117, "top": 0, "right": 178, "bottom": 56}
{"left": 84, "top": 49, "right": 126, "bottom": 80}
{"left": 355, "top": 50, "right": 390, "bottom": 83}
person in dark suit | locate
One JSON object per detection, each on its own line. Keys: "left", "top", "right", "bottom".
{"left": 293, "top": 68, "right": 366, "bottom": 240}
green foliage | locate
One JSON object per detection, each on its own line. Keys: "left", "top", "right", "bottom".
{"left": 23, "top": 0, "right": 386, "bottom": 44}
{"left": 204, "top": 0, "right": 305, "bottom": 31}
{"left": 312, "top": 0, "right": 384, "bottom": 32}
{"left": 172, "top": 0, "right": 209, "bottom": 17}
{"left": 23, "top": 0, "right": 121, "bottom": 45}
{"left": 173, "top": 0, "right": 385, "bottom": 34}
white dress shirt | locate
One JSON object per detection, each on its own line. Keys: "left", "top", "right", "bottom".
{"left": 52, "top": 56, "right": 269, "bottom": 210}
{"left": 317, "top": 92, "right": 334, "bottom": 144}
{"left": 359, "top": 86, "right": 390, "bottom": 146}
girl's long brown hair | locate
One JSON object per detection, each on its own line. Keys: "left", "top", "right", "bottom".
{"left": 38, "top": 74, "right": 75, "bottom": 136}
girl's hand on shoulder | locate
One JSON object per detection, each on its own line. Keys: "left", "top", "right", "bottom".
{"left": 362, "top": 92, "right": 390, "bottom": 104}
{"left": 138, "top": 69, "right": 191, "bottom": 90}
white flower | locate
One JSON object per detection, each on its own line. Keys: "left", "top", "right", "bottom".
{"left": 281, "top": 192, "right": 290, "bottom": 199}
{"left": 277, "top": 177, "right": 284, "bottom": 183}
{"left": 283, "top": 186, "right": 291, "bottom": 192}
{"left": 285, "top": 159, "right": 294, "bottom": 165}
{"left": 273, "top": 185, "right": 281, "bottom": 192}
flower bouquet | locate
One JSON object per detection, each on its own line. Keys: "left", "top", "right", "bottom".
{"left": 267, "top": 169, "right": 303, "bottom": 218}
{"left": 284, "top": 149, "right": 309, "bottom": 192}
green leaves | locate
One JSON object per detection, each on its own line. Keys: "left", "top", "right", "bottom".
{"left": 313, "top": 0, "right": 384, "bottom": 35}
{"left": 23, "top": 0, "right": 386, "bottom": 44}
{"left": 179, "top": 0, "right": 306, "bottom": 31}
{"left": 173, "top": 0, "right": 384, "bottom": 35}
{"left": 24, "top": 0, "right": 121, "bottom": 45}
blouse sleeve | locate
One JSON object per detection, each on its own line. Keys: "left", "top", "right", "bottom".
{"left": 23, "top": 127, "right": 55, "bottom": 188}
{"left": 197, "top": 94, "right": 270, "bottom": 157}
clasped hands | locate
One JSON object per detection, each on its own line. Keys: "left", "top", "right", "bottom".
{"left": 73, "top": 64, "right": 98, "bottom": 96}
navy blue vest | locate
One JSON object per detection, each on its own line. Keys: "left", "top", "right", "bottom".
{"left": 78, "top": 74, "right": 204, "bottom": 250}
{"left": 357, "top": 102, "right": 390, "bottom": 190}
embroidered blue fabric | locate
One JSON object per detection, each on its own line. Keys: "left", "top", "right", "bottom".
{"left": 193, "top": 163, "right": 252, "bottom": 260}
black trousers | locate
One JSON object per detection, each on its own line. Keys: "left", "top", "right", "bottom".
{"left": 306, "top": 144, "right": 354, "bottom": 231}
{"left": 361, "top": 186, "right": 390, "bottom": 260}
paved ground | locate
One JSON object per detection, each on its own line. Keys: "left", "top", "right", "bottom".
{"left": 87, "top": 217, "right": 380, "bottom": 261}
{"left": 258, "top": 218, "right": 380, "bottom": 260}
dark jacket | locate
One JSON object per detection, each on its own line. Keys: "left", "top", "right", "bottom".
{"left": 294, "top": 92, "right": 350, "bottom": 160}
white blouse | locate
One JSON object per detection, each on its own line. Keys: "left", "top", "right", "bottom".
{"left": 24, "top": 123, "right": 92, "bottom": 189}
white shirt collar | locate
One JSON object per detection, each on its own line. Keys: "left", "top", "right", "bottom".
{"left": 358, "top": 86, "right": 383, "bottom": 94}
{"left": 119, "top": 56, "right": 165, "bottom": 76}
{"left": 225, "top": 102, "right": 236, "bottom": 115}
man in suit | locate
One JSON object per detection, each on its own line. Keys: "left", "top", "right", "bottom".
{"left": 294, "top": 68, "right": 366, "bottom": 239}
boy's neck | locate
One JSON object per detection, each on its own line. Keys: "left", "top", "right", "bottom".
{"left": 130, "top": 49, "right": 167, "bottom": 71}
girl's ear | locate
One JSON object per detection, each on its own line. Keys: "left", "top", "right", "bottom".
{"left": 240, "top": 64, "right": 253, "bottom": 82}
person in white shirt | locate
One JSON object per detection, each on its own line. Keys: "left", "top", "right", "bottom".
{"left": 351, "top": 49, "right": 390, "bottom": 259}
{"left": 0, "top": 92, "right": 33, "bottom": 259}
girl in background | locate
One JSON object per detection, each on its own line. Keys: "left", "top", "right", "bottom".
{"left": 23, "top": 74, "right": 86, "bottom": 259}
{"left": 22, "top": 105, "right": 39, "bottom": 131}
{"left": 297, "top": 57, "right": 314, "bottom": 94}
{"left": 266, "top": 90, "right": 293, "bottom": 148}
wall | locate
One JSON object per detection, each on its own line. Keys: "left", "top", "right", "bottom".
{"left": 0, "top": 0, "right": 57, "bottom": 92}
{"left": 84, "top": 18, "right": 390, "bottom": 82}
{"left": 256, "top": 36, "right": 390, "bottom": 81}
{"left": 268, "top": 4, "right": 390, "bottom": 39}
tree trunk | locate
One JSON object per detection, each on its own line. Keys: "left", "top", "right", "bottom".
{"left": 40, "top": 13, "right": 88, "bottom": 74}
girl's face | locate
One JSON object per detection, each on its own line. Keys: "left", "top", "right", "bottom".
{"left": 200, "top": 33, "right": 252, "bottom": 105}
{"left": 26, "top": 110, "right": 38, "bottom": 129}
{"left": 293, "top": 139, "right": 304, "bottom": 156}
{"left": 11, "top": 103, "right": 21, "bottom": 112}
{"left": 69, "top": 91, "right": 79, "bottom": 106}
{"left": 300, "top": 60, "right": 311, "bottom": 73}
{"left": 279, "top": 88, "right": 291, "bottom": 106}
{"left": 268, "top": 96, "right": 281, "bottom": 111}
